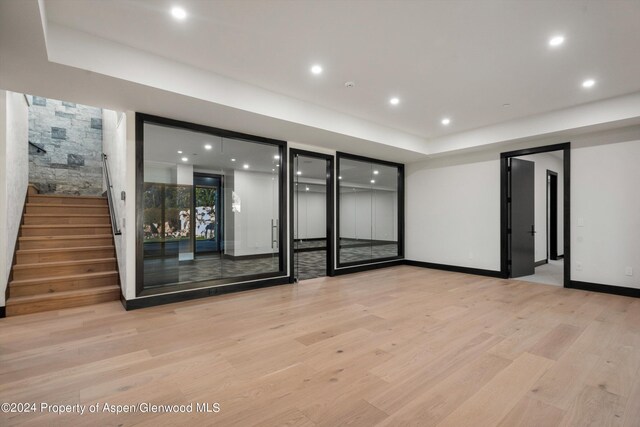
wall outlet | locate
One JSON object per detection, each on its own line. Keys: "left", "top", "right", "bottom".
{"left": 577, "top": 217, "right": 585, "bottom": 227}
{"left": 625, "top": 267, "right": 633, "bottom": 276}
{"left": 576, "top": 261, "right": 583, "bottom": 271}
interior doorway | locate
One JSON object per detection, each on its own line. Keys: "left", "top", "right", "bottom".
{"left": 289, "top": 149, "right": 334, "bottom": 282}
{"left": 501, "top": 143, "right": 570, "bottom": 287}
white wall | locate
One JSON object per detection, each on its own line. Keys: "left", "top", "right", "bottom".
{"left": 406, "top": 125, "right": 640, "bottom": 289}
{"left": 294, "top": 191, "right": 326, "bottom": 239}
{"left": 0, "top": 91, "right": 29, "bottom": 306}
{"left": 572, "top": 137, "right": 640, "bottom": 288}
{"left": 517, "top": 152, "right": 564, "bottom": 262}
{"left": 406, "top": 156, "right": 501, "bottom": 270}
{"left": 231, "top": 170, "right": 279, "bottom": 256}
{"left": 340, "top": 190, "right": 398, "bottom": 242}
{"left": 102, "top": 110, "right": 128, "bottom": 295}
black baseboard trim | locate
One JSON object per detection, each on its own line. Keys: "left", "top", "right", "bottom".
{"left": 294, "top": 237, "right": 326, "bottom": 242}
{"left": 556, "top": 255, "right": 564, "bottom": 260}
{"left": 294, "top": 246, "right": 327, "bottom": 253}
{"left": 568, "top": 280, "right": 640, "bottom": 298}
{"left": 535, "top": 259, "right": 548, "bottom": 267}
{"left": 222, "top": 253, "right": 273, "bottom": 261}
{"left": 122, "top": 277, "right": 290, "bottom": 310}
{"left": 333, "top": 259, "right": 405, "bottom": 276}
{"left": 405, "top": 260, "right": 507, "bottom": 279}
{"left": 0, "top": 306, "right": 5, "bottom": 319}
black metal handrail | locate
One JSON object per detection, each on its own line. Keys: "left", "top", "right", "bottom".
{"left": 102, "top": 153, "right": 122, "bottom": 235}
{"left": 29, "top": 141, "right": 46, "bottom": 153}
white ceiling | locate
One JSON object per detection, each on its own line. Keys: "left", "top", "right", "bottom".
{"left": 2, "top": 1, "right": 640, "bottom": 163}
{"left": 44, "top": 0, "right": 640, "bottom": 138}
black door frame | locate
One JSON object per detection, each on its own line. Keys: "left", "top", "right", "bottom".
{"left": 500, "top": 142, "right": 570, "bottom": 287}
{"left": 546, "top": 170, "right": 559, "bottom": 261}
{"left": 289, "top": 148, "right": 335, "bottom": 282}
{"left": 193, "top": 172, "right": 223, "bottom": 256}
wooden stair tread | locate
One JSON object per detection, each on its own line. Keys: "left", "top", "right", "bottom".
{"left": 29, "top": 194, "right": 106, "bottom": 199}
{"left": 23, "top": 213, "right": 110, "bottom": 217}
{"left": 13, "top": 257, "right": 116, "bottom": 270}
{"left": 7, "top": 285, "right": 120, "bottom": 304}
{"left": 9, "top": 271, "right": 118, "bottom": 286}
{"left": 16, "top": 245, "right": 115, "bottom": 254}
{"left": 21, "top": 224, "right": 111, "bottom": 228}
{"left": 19, "top": 234, "right": 113, "bottom": 241}
{"left": 26, "top": 203, "right": 109, "bottom": 208}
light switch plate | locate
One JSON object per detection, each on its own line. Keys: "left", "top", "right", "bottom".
{"left": 626, "top": 267, "right": 633, "bottom": 276}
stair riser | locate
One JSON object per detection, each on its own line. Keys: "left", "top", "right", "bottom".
{"left": 10, "top": 275, "right": 118, "bottom": 297}
{"left": 17, "top": 248, "right": 115, "bottom": 264}
{"left": 6, "top": 289, "right": 120, "bottom": 316}
{"left": 28, "top": 196, "right": 108, "bottom": 206}
{"left": 23, "top": 216, "right": 111, "bottom": 225}
{"left": 19, "top": 237, "right": 113, "bottom": 249}
{"left": 18, "top": 237, "right": 113, "bottom": 249}
{"left": 26, "top": 205, "right": 108, "bottom": 215}
{"left": 13, "top": 260, "right": 117, "bottom": 280}
{"left": 21, "top": 227, "right": 112, "bottom": 237}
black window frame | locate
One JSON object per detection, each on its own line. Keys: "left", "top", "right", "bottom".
{"left": 335, "top": 151, "right": 405, "bottom": 270}
{"left": 135, "top": 113, "right": 288, "bottom": 297}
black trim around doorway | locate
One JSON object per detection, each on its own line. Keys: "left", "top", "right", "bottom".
{"left": 135, "top": 113, "right": 288, "bottom": 297}
{"left": 335, "top": 152, "right": 405, "bottom": 271}
{"left": 500, "top": 142, "right": 570, "bottom": 287}
{"left": 289, "top": 149, "right": 335, "bottom": 282}
{"left": 546, "top": 170, "right": 559, "bottom": 261}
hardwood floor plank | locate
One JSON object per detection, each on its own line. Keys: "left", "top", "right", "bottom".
{"left": 436, "top": 352, "right": 554, "bottom": 427}
{"left": 0, "top": 266, "right": 638, "bottom": 426}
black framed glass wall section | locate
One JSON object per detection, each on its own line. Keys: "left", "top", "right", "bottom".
{"left": 135, "top": 114, "right": 287, "bottom": 296}
{"left": 336, "top": 153, "right": 404, "bottom": 267}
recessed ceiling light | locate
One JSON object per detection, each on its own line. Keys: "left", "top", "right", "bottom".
{"left": 370, "top": 179, "right": 376, "bottom": 184}
{"left": 243, "top": 164, "right": 250, "bottom": 169}
{"left": 373, "top": 170, "right": 379, "bottom": 175}
{"left": 338, "top": 176, "right": 342, "bottom": 180}
{"left": 272, "top": 169, "right": 275, "bottom": 172}
{"left": 582, "top": 78, "right": 596, "bottom": 88}
{"left": 296, "top": 171, "right": 302, "bottom": 175}
{"left": 305, "top": 187, "right": 310, "bottom": 191}
{"left": 177, "top": 150, "right": 183, "bottom": 154}
{"left": 276, "top": 164, "right": 280, "bottom": 167}
{"left": 311, "top": 65, "right": 323, "bottom": 75}
{"left": 549, "top": 35, "right": 565, "bottom": 47}
{"left": 389, "top": 97, "right": 400, "bottom": 106}
{"left": 274, "top": 155, "right": 280, "bottom": 160}
{"left": 171, "top": 6, "right": 187, "bottom": 20}
{"left": 441, "top": 117, "right": 451, "bottom": 125}
{"left": 181, "top": 157, "right": 188, "bottom": 162}
{"left": 204, "top": 144, "right": 212, "bottom": 150}
{"left": 230, "top": 158, "right": 236, "bottom": 162}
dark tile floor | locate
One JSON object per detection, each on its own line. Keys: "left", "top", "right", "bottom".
{"left": 143, "top": 238, "right": 399, "bottom": 288}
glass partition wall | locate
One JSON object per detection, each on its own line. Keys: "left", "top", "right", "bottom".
{"left": 136, "top": 114, "right": 286, "bottom": 296}
{"left": 337, "top": 153, "right": 404, "bottom": 267}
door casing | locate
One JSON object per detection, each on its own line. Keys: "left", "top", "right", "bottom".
{"left": 500, "top": 143, "right": 571, "bottom": 287}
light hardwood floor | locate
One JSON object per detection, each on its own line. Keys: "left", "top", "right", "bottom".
{"left": 1, "top": 265, "right": 639, "bottom": 426}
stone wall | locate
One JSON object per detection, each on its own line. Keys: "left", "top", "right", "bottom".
{"left": 28, "top": 96, "right": 103, "bottom": 195}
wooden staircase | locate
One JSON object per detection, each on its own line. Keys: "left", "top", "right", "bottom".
{"left": 6, "top": 191, "right": 120, "bottom": 316}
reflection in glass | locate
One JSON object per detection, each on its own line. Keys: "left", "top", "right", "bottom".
{"left": 339, "top": 157, "right": 399, "bottom": 265}
{"left": 293, "top": 154, "right": 328, "bottom": 280}
{"left": 141, "top": 121, "right": 283, "bottom": 292}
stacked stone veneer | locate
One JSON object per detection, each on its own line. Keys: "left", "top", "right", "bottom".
{"left": 28, "top": 96, "right": 104, "bottom": 195}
